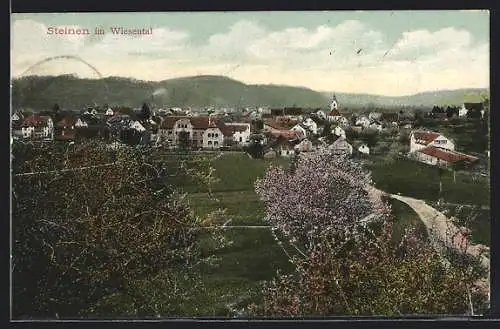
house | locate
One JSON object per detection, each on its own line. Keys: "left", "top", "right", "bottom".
{"left": 409, "top": 130, "right": 455, "bottom": 153}
{"left": 316, "top": 110, "right": 327, "bottom": 121}
{"left": 12, "top": 112, "right": 24, "bottom": 122}
{"left": 355, "top": 115, "right": 371, "bottom": 128}
{"left": 369, "top": 120, "right": 383, "bottom": 132}
{"left": 272, "top": 138, "right": 296, "bottom": 157}
{"left": 332, "top": 126, "right": 346, "bottom": 138}
{"left": 203, "top": 126, "right": 224, "bottom": 149}
{"left": 302, "top": 118, "right": 318, "bottom": 135}
{"left": 414, "top": 146, "right": 478, "bottom": 169}
{"left": 224, "top": 123, "right": 251, "bottom": 146}
{"left": 294, "top": 139, "right": 314, "bottom": 153}
{"left": 358, "top": 144, "right": 370, "bottom": 155}
{"left": 56, "top": 116, "right": 77, "bottom": 140}
{"left": 105, "top": 108, "right": 114, "bottom": 116}
{"left": 290, "top": 124, "right": 308, "bottom": 140}
{"left": 75, "top": 117, "right": 89, "bottom": 128}
{"left": 461, "top": 102, "right": 484, "bottom": 118}
{"left": 368, "top": 112, "right": 382, "bottom": 121}
{"left": 158, "top": 116, "right": 217, "bottom": 148}
{"left": 329, "top": 136, "right": 353, "bottom": 155}
{"left": 21, "top": 114, "right": 54, "bottom": 140}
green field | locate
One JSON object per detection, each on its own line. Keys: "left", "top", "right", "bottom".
{"left": 369, "top": 157, "right": 490, "bottom": 206}
{"left": 182, "top": 153, "right": 293, "bottom": 315}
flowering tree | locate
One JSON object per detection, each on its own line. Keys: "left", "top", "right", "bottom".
{"left": 252, "top": 147, "right": 488, "bottom": 316}
{"left": 255, "top": 148, "right": 387, "bottom": 252}
{"left": 11, "top": 140, "right": 227, "bottom": 318}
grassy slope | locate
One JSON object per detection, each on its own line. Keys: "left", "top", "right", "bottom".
{"left": 184, "top": 153, "right": 293, "bottom": 315}
{"left": 369, "top": 157, "right": 490, "bottom": 206}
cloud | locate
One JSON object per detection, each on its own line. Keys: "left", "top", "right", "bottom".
{"left": 90, "top": 27, "right": 189, "bottom": 56}
{"left": 11, "top": 19, "right": 89, "bottom": 75}
{"left": 10, "top": 17, "right": 489, "bottom": 96}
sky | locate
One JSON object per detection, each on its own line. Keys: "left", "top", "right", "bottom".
{"left": 11, "top": 11, "right": 489, "bottom": 96}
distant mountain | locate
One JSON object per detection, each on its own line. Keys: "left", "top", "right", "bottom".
{"left": 11, "top": 75, "right": 328, "bottom": 110}
{"left": 11, "top": 74, "right": 488, "bottom": 111}
{"left": 322, "top": 88, "right": 489, "bottom": 108}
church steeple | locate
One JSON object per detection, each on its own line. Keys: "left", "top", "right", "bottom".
{"left": 330, "top": 94, "right": 338, "bottom": 111}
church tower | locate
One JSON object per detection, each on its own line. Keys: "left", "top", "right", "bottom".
{"left": 330, "top": 95, "right": 338, "bottom": 111}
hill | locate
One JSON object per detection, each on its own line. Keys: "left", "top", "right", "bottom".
{"left": 322, "top": 88, "right": 489, "bottom": 109}
{"left": 11, "top": 75, "right": 329, "bottom": 110}
{"left": 11, "top": 74, "right": 489, "bottom": 111}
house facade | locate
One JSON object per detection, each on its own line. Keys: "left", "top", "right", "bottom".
{"left": 203, "top": 127, "right": 224, "bottom": 149}
{"left": 409, "top": 131, "right": 455, "bottom": 153}
{"left": 329, "top": 136, "right": 353, "bottom": 155}
{"left": 21, "top": 114, "right": 54, "bottom": 140}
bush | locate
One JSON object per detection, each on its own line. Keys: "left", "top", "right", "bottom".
{"left": 11, "top": 140, "right": 226, "bottom": 318}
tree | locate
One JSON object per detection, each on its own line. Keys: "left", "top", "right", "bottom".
{"left": 246, "top": 135, "right": 264, "bottom": 159}
{"left": 251, "top": 149, "right": 488, "bottom": 316}
{"left": 139, "top": 102, "right": 152, "bottom": 121}
{"left": 12, "top": 140, "right": 227, "bottom": 318}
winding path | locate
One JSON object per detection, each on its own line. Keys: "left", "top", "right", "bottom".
{"left": 369, "top": 187, "right": 490, "bottom": 299}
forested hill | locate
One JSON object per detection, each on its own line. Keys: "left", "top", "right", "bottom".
{"left": 11, "top": 75, "right": 329, "bottom": 110}
{"left": 322, "top": 89, "right": 489, "bottom": 108}
{"left": 12, "top": 74, "right": 488, "bottom": 111}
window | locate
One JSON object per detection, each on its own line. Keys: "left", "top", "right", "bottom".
{"left": 208, "top": 141, "right": 212, "bottom": 145}
{"left": 215, "top": 133, "right": 218, "bottom": 138}
{"left": 208, "top": 133, "right": 212, "bottom": 138}
{"left": 239, "top": 137, "right": 243, "bottom": 142}
{"left": 214, "top": 141, "right": 218, "bottom": 146}
{"left": 435, "top": 140, "right": 446, "bottom": 144}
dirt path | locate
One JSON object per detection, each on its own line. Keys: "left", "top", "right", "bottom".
{"left": 369, "top": 187, "right": 490, "bottom": 299}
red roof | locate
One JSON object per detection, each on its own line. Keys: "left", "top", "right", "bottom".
{"left": 268, "top": 130, "right": 299, "bottom": 140}
{"left": 159, "top": 116, "right": 215, "bottom": 130}
{"left": 57, "top": 116, "right": 77, "bottom": 128}
{"left": 412, "top": 131, "right": 441, "bottom": 145}
{"left": 418, "top": 146, "right": 478, "bottom": 163}
{"left": 22, "top": 114, "right": 52, "bottom": 128}
{"left": 328, "top": 109, "right": 341, "bottom": 116}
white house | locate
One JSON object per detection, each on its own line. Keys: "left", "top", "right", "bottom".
{"left": 302, "top": 118, "right": 318, "bottom": 135}
{"left": 227, "top": 123, "right": 251, "bottom": 145}
{"left": 12, "top": 112, "right": 22, "bottom": 121}
{"left": 203, "top": 127, "right": 224, "bottom": 149}
{"left": 279, "top": 143, "right": 296, "bottom": 157}
{"left": 75, "top": 118, "right": 89, "bottom": 128}
{"left": 294, "top": 139, "right": 314, "bottom": 152}
{"left": 290, "top": 124, "right": 308, "bottom": 140}
{"left": 105, "top": 108, "right": 114, "bottom": 116}
{"left": 355, "top": 116, "right": 371, "bottom": 128}
{"left": 368, "top": 112, "right": 382, "bottom": 121}
{"left": 458, "top": 105, "right": 468, "bottom": 117}
{"left": 129, "top": 120, "right": 146, "bottom": 132}
{"left": 21, "top": 115, "right": 54, "bottom": 139}
{"left": 332, "top": 126, "right": 346, "bottom": 138}
{"left": 316, "top": 110, "right": 327, "bottom": 121}
{"left": 329, "top": 136, "right": 353, "bottom": 155}
{"left": 358, "top": 144, "right": 370, "bottom": 155}
{"left": 409, "top": 131, "right": 455, "bottom": 153}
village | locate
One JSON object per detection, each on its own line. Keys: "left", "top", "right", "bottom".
{"left": 11, "top": 96, "right": 489, "bottom": 174}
